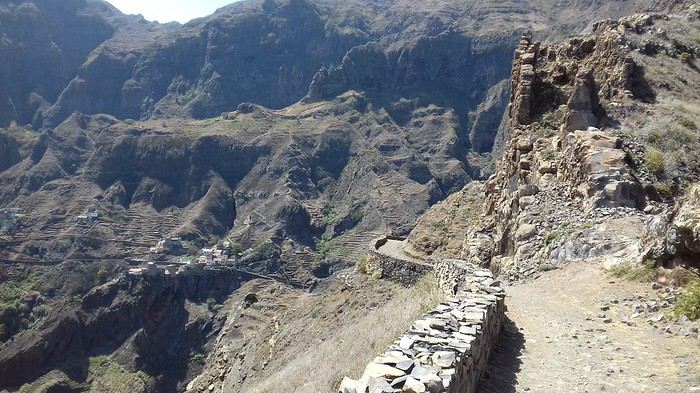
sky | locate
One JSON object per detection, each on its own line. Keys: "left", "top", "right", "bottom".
{"left": 107, "top": 0, "right": 237, "bottom": 24}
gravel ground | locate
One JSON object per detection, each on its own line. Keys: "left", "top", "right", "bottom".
{"left": 479, "top": 262, "right": 700, "bottom": 393}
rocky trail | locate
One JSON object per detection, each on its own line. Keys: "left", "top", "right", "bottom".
{"left": 479, "top": 263, "right": 700, "bottom": 393}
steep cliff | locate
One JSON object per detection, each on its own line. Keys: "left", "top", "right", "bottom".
{"left": 0, "top": 0, "right": 168, "bottom": 127}
{"left": 2, "top": 0, "right": 684, "bottom": 144}
{"left": 405, "top": 7, "right": 700, "bottom": 279}
{"left": 0, "top": 269, "right": 240, "bottom": 392}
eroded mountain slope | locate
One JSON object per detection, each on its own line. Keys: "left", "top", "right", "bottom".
{"left": 1, "top": 1, "right": 698, "bottom": 393}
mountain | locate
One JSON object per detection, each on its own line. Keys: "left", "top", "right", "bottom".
{"left": 0, "top": 0, "right": 697, "bottom": 392}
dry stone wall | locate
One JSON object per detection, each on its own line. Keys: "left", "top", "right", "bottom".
{"left": 341, "top": 261, "right": 505, "bottom": 393}
{"left": 433, "top": 258, "right": 501, "bottom": 297}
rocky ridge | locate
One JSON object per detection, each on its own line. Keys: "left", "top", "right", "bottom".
{"left": 406, "top": 8, "right": 700, "bottom": 282}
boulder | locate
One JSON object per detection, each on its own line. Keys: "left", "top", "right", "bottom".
{"left": 515, "top": 224, "right": 538, "bottom": 241}
{"left": 339, "top": 377, "right": 360, "bottom": 393}
{"left": 363, "top": 362, "right": 406, "bottom": 379}
{"left": 665, "top": 185, "right": 700, "bottom": 263}
{"left": 402, "top": 376, "right": 426, "bottom": 393}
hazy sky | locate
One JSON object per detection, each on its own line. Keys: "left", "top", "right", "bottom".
{"left": 108, "top": 0, "right": 237, "bottom": 23}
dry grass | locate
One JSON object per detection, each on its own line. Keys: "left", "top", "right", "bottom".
{"left": 645, "top": 148, "right": 666, "bottom": 175}
{"left": 246, "top": 275, "right": 445, "bottom": 393}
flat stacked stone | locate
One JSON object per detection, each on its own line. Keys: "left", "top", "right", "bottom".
{"left": 339, "top": 263, "right": 505, "bottom": 393}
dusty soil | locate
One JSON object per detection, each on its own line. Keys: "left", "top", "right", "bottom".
{"left": 479, "top": 263, "right": 700, "bottom": 393}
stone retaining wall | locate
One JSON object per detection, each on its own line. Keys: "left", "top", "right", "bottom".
{"left": 340, "top": 262, "right": 505, "bottom": 393}
{"left": 366, "top": 237, "right": 433, "bottom": 286}
{"left": 433, "top": 258, "right": 501, "bottom": 296}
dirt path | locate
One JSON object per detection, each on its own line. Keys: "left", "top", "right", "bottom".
{"left": 479, "top": 263, "right": 700, "bottom": 393}
{"left": 376, "top": 239, "right": 423, "bottom": 262}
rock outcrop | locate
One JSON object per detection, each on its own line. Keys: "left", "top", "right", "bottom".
{"left": 649, "top": 184, "right": 700, "bottom": 268}
{"left": 667, "top": 185, "right": 700, "bottom": 260}
{"left": 404, "top": 8, "right": 700, "bottom": 280}
{"left": 477, "top": 24, "right": 664, "bottom": 276}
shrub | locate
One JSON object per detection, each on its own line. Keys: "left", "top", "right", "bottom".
{"left": 95, "top": 267, "right": 110, "bottom": 285}
{"left": 316, "top": 234, "right": 332, "bottom": 260}
{"left": 543, "top": 148, "right": 556, "bottom": 161}
{"left": 608, "top": 261, "right": 657, "bottom": 282}
{"left": 677, "top": 116, "right": 697, "bottom": 131}
{"left": 544, "top": 233, "right": 558, "bottom": 246}
{"left": 646, "top": 130, "right": 662, "bottom": 144}
{"left": 679, "top": 52, "right": 693, "bottom": 64}
{"left": 253, "top": 241, "right": 277, "bottom": 258}
{"left": 540, "top": 113, "right": 553, "bottom": 129}
{"left": 229, "top": 243, "right": 243, "bottom": 255}
{"left": 536, "top": 264, "right": 556, "bottom": 272}
{"left": 190, "top": 353, "right": 206, "bottom": 363}
{"left": 645, "top": 148, "right": 665, "bottom": 175}
{"left": 356, "top": 256, "right": 368, "bottom": 274}
{"left": 673, "top": 280, "right": 700, "bottom": 320}
{"left": 655, "top": 183, "right": 673, "bottom": 199}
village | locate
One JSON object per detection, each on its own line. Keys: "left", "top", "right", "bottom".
{"left": 127, "top": 237, "right": 240, "bottom": 279}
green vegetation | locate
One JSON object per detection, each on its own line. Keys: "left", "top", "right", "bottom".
{"left": 253, "top": 240, "right": 277, "bottom": 258}
{"left": 356, "top": 256, "right": 368, "bottom": 274}
{"left": 88, "top": 356, "right": 152, "bottom": 391}
{"left": 536, "top": 264, "right": 557, "bottom": 273}
{"left": 543, "top": 233, "right": 558, "bottom": 246}
{"left": 655, "top": 183, "right": 673, "bottom": 199}
{"left": 544, "top": 223, "right": 576, "bottom": 246}
{"left": 190, "top": 353, "right": 206, "bottom": 363}
{"left": 18, "top": 377, "right": 83, "bottom": 393}
{"left": 645, "top": 148, "right": 665, "bottom": 175}
{"left": 539, "top": 113, "right": 553, "bottom": 129}
{"left": 95, "top": 267, "right": 110, "bottom": 285}
{"left": 673, "top": 280, "right": 700, "bottom": 321}
{"left": 229, "top": 243, "right": 243, "bottom": 255}
{"left": 323, "top": 210, "right": 338, "bottom": 225}
{"left": 543, "top": 148, "right": 556, "bottom": 161}
{"left": 608, "top": 261, "right": 657, "bottom": 282}
{"left": 679, "top": 52, "right": 693, "bottom": 65}
{"left": 175, "top": 89, "right": 197, "bottom": 105}
{"left": 0, "top": 268, "right": 38, "bottom": 312}
{"left": 316, "top": 234, "right": 333, "bottom": 260}
{"left": 3, "top": 123, "right": 38, "bottom": 158}
{"left": 0, "top": 268, "right": 39, "bottom": 341}
{"left": 642, "top": 117, "right": 698, "bottom": 181}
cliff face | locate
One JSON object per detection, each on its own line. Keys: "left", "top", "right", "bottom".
{"left": 2, "top": 0, "right": 683, "bottom": 142}
{"left": 0, "top": 0, "right": 145, "bottom": 126}
{"left": 405, "top": 7, "right": 700, "bottom": 279}
{"left": 0, "top": 269, "right": 240, "bottom": 391}
{"left": 42, "top": 0, "right": 368, "bottom": 126}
